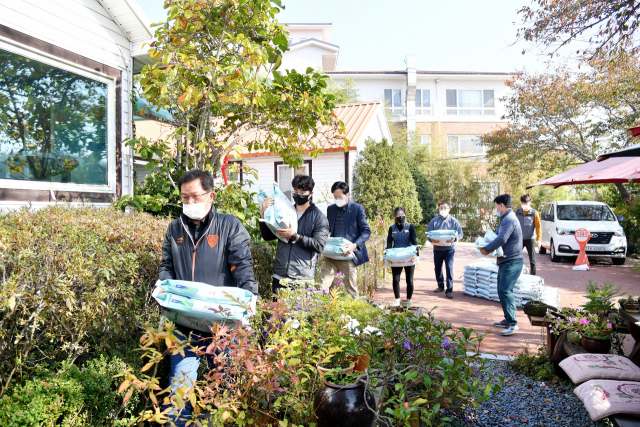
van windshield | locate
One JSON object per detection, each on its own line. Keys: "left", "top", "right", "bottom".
{"left": 556, "top": 205, "right": 616, "bottom": 221}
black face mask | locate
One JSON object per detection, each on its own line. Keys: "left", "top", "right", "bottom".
{"left": 395, "top": 216, "right": 406, "bottom": 225}
{"left": 292, "top": 193, "right": 310, "bottom": 205}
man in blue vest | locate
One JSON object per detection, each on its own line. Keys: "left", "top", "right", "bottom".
{"left": 427, "top": 202, "right": 464, "bottom": 298}
{"left": 320, "top": 181, "right": 371, "bottom": 298}
{"left": 515, "top": 194, "right": 542, "bottom": 275}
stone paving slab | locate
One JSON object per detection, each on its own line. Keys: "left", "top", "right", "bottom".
{"left": 374, "top": 242, "right": 640, "bottom": 357}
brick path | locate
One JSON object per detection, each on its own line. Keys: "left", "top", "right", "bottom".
{"left": 373, "top": 242, "right": 640, "bottom": 356}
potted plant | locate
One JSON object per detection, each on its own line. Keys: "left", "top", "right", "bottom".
{"left": 624, "top": 295, "right": 640, "bottom": 313}
{"left": 580, "top": 281, "right": 621, "bottom": 318}
{"left": 314, "top": 372, "right": 376, "bottom": 427}
{"left": 400, "top": 298, "right": 412, "bottom": 309}
{"left": 524, "top": 300, "right": 555, "bottom": 317}
{"left": 548, "top": 311, "right": 582, "bottom": 345}
{"left": 579, "top": 315, "right": 614, "bottom": 354}
{"left": 618, "top": 298, "right": 628, "bottom": 310}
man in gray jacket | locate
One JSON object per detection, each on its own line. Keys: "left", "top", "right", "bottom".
{"left": 260, "top": 174, "right": 329, "bottom": 294}
{"left": 480, "top": 194, "right": 523, "bottom": 336}
{"left": 427, "top": 202, "right": 464, "bottom": 298}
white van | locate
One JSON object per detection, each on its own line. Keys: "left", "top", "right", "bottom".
{"left": 539, "top": 201, "right": 627, "bottom": 265}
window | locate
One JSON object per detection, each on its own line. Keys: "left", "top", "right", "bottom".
{"left": 275, "top": 160, "right": 311, "bottom": 200}
{"left": 446, "top": 89, "right": 495, "bottom": 115}
{"left": 228, "top": 160, "right": 242, "bottom": 184}
{"left": 447, "top": 135, "right": 485, "bottom": 158}
{"left": 0, "top": 45, "right": 114, "bottom": 191}
{"left": 415, "top": 89, "right": 431, "bottom": 115}
{"left": 556, "top": 205, "right": 616, "bottom": 221}
{"left": 384, "top": 89, "right": 403, "bottom": 119}
{"left": 419, "top": 135, "right": 431, "bottom": 146}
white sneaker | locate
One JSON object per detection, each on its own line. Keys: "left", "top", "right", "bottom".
{"left": 501, "top": 325, "right": 519, "bottom": 336}
{"left": 391, "top": 299, "right": 401, "bottom": 307}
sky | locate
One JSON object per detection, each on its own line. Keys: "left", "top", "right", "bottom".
{"left": 136, "top": 0, "right": 551, "bottom": 73}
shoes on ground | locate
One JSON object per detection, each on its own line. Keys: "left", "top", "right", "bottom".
{"left": 445, "top": 292, "right": 453, "bottom": 298}
{"left": 434, "top": 287, "right": 445, "bottom": 293}
{"left": 391, "top": 299, "right": 401, "bottom": 307}
{"left": 494, "top": 319, "right": 508, "bottom": 327}
{"left": 501, "top": 325, "right": 519, "bottom": 336}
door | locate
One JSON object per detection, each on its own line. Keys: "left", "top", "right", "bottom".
{"left": 275, "top": 162, "right": 310, "bottom": 201}
{"left": 541, "top": 204, "right": 552, "bottom": 243}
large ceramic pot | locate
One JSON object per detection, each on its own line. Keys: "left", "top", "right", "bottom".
{"left": 523, "top": 301, "right": 554, "bottom": 317}
{"left": 624, "top": 303, "right": 640, "bottom": 313}
{"left": 581, "top": 336, "right": 612, "bottom": 354}
{"left": 314, "top": 379, "right": 376, "bottom": 427}
{"left": 316, "top": 363, "right": 355, "bottom": 377}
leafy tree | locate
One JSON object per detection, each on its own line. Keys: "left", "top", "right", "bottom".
{"left": 518, "top": 0, "right": 640, "bottom": 58}
{"left": 130, "top": 0, "right": 345, "bottom": 209}
{"left": 602, "top": 183, "right": 640, "bottom": 254}
{"left": 325, "top": 77, "right": 360, "bottom": 104}
{"left": 479, "top": 57, "right": 640, "bottom": 202}
{"left": 352, "top": 138, "right": 422, "bottom": 224}
{"left": 408, "top": 162, "right": 437, "bottom": 225}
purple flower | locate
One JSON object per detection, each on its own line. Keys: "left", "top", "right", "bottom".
{"left": 473, "top": 366, "right": 479, "bottom": 377}
{"left": 403, "top": 341, "right": 411, "bottom": 350}
{"left": 578, "top": 318, "right": 590, "bottom": 325}
{"left": 295, "top": 304, "right": 301, "bottom": 310}
{"left": 606, "top": 323, "right": 612, "bottom": 329}
{"left": 441, "top": 337, "right": 452, "bottom": 350}
{"left": 569, "top": 317, "right": 576, "bottom": 322}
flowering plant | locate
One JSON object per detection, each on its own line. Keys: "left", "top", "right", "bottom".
{"left": 578, "top": 314, "right": 614, "bottom": 339}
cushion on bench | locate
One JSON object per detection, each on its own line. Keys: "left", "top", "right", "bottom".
{"left": 560, "top": 354, "right": 640, "bottom": 384}
{"left": 574, "top": 380, "right": 640, "bottom": 421}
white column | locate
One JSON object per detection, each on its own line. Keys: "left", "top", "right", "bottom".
{"left": 405, "top": 55, "right": 417, "bottom": 132}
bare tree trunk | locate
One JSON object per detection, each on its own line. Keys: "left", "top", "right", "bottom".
{"left": 614, "top": 182, "right": 632, "bottom": 203}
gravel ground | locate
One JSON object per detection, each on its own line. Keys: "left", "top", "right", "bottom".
{"left": 442, "top": 360, "right": 611, "bottom": 427}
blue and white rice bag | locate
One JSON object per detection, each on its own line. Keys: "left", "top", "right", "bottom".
{"left": 257, "top": 182, "right": 298, "bottom": 242}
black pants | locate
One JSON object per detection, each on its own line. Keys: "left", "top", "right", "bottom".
{"left": 391, "top": 265, "right": 415, "bottom": 299}
{"left": 523, "top": 239, "right": 537, "bottom": 275}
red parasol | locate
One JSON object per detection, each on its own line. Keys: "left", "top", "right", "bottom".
{"left": 527, "top": 156, "right": 640, "bottom": 189}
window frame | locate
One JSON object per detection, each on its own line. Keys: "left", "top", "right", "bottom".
{"left": 445, "top": 89, "right": 495, "bottom": 116}
{"left": 0, "top": 38, "right": 117, "bottom": 193}
{"left": 446, "top": 135, "right": 486, "bottom": 158}
{"left": 415, "top": 89, "right": 431, "bottom": 115}
{"left": 384, "top": 89, "right": 404, "bottom": 119}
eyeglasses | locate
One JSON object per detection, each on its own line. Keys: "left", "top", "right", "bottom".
{"left": 181, "top": 192, "right": 211, "bottom": 203}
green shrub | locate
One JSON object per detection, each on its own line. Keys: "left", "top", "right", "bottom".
{"left": 250, "top": 240, "right": 277, "bottom": 299}
{"left": 509, "top": 346, "right": 557, "bottom": 382}
{"left": 416, "top": 224, "right": 427, "bottom": 246}
{"left": 0, "top": 356, "right": 138, "bottom": 427}
{"left": 0, "top": 205, "right": 166, "bottom": 395}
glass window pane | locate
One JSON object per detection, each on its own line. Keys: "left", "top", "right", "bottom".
{"left": 0, "top": 48, "right": 108, "bottom": 185}
{"left": 447, "top": 136, "right": 458, "bottom": 155}
{"left": 384, "top": 89, "right": 392, "bottom": 107}
{"left": 422, "top": 90, "right": 430, "bottom": 107}
{"left": 392, "top": 90, "right": 401, "bottom": 107}
{"left": 459, "top": 136, "right": 483, "bottom": 155}
{"left": 483, "top": 90, "right": 494, "bottom": 107}
{"left": 415, "top": 90, "right": 421, "bottom": 107}
{"left": 420, "top": 135, "right": 431, "bottom": 145}
{"left": 459, "top": 109, "right": 483, "bottom": 115}
{"left": 458, "top": 90, "right": 482, "bottom": 108}
{"left": 446, "top": 90, "right": 457, "bottom": 107}
{"left": 278, "top": 165, "right": 293, "bottom": 200}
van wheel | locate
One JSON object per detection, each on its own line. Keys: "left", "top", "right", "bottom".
{"left": 549, "top": 240, "right": 560, "bottom": 262}
{"left": 612, "top": 257, "right": 626, "bottom": 266}
{"left": 539, "top": 245, "right": 547, "bottom": 255}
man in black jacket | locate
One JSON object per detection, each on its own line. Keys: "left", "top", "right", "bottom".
{"left": 260, "top": 174, "right": 329, "bottom": 294}
{"left": 158, "top": 169, "right": 258, "bottom": 427}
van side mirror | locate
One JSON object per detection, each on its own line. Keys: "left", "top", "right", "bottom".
{"left": 617, "top": 215, "right": 624, "bottom": 223}
{"left": 545, "top": 214, "right": 552, "bottom": 221}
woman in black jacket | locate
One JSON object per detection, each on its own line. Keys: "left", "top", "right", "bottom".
{"left": 386, "top": 206, "right": 418, "bottom": 307}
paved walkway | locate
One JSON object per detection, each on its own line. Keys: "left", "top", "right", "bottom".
{"left": 374, "top": 242, "right": 640, "bottom": 356}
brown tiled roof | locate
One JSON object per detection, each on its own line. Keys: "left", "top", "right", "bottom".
{"left": 239, "top": 101, "right": 381, "bottom": 158}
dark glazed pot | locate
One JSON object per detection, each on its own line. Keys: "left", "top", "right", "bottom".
{"left": 314, "top": 379, "right": 376, "bottom": 427}
{"left": 582, "top": 336, "right": 612, "bottom": 354}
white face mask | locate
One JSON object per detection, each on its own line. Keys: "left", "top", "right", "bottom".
{"left": 439, "top": 209, "right": 449, "bottom": 218}
{"left": 183, "top": 202, "right": 209, "bottom": 220}
{"left": 335, "top": 199, "right": 347, "bottom": 207}
{"left": 495, "top": 207, "right": 501, "bottom": 217}
{"left": 522, "top": 204, "right": 531, "bottom": 211}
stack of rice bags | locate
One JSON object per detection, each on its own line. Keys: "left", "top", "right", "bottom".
{"left": 475, "top": 230, "right": 504, "bottom": 257}
{"left": 383, "top": 245, "right": 421, "bottom": 267}
{"left": 322, "top": 237, "right": 355, "bottom": 260}
{"left": 427, "top": 230, "right": 458, "bottom": 247}
{"left": 257, "top": 183, "right": 298, "bottom": 243}
{"left": 461, "top": 260, "right": 559, "bottom": 308}
{"left": 152, "top": 279, "right": 258, "bottom": 332}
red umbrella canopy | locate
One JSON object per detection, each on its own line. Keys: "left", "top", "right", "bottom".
{"left": 527, "top": 156, "right": 640, "bottom": 189}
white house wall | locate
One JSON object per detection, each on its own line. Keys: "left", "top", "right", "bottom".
{"left": 243, "top": 152, "right": 347, "bottom": 215}
{"left": 0, "top": 0, "right": 136, "bottom": 196}
{"left": 281, "top": 44, "right": 336, "bottom": 73}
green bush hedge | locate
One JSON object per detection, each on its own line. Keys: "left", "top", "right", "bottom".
{"left": 0, "top": 205, "right": 167, "bottom": 396}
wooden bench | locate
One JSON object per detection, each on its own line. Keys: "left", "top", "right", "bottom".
{"left": 528, "top": 315, "right": 558, "bottom": 356}
{"left": 563, "top": 340, "right": 640, "bottom": 427}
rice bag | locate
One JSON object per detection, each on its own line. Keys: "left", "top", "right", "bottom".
{"left": 323, "top": 237, "right": 355, "bottom": 260}
{"left": 159, "top": 279, "right": 255, "bottom": 306}
{"left": 257, "top": 183, "right": 298, "bottom": 243}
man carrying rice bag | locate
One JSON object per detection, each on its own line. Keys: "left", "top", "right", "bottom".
{"left": 427, "top": 202, "right": 464, "bottom": 299}
{"left": 157, "top": 169, "right": 258, "bottom": 426}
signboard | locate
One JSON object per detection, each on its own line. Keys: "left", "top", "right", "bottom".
{"left": 574, "top": 228, "right": 591, "bottom": 267}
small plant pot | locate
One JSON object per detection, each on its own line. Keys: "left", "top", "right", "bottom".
{"left": 567, "top": 331, "right": 582, "bottom": 345}
{"left": 523, "top": 301, "right": 552, "bottom": 317}
{"left": 624, "top": 303, "right": 640, "bottom": 313}
{"left": 407, "top": 306, "right": 420, "bottom": 317}
{"left": 317, "top": 363, "right": 355, "bottom": 377}
{"left": 581, "top": 335, "right": 611, "bottom": 354}
{"left": 400, "top": 300, "right": 412, "bottom": 309}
